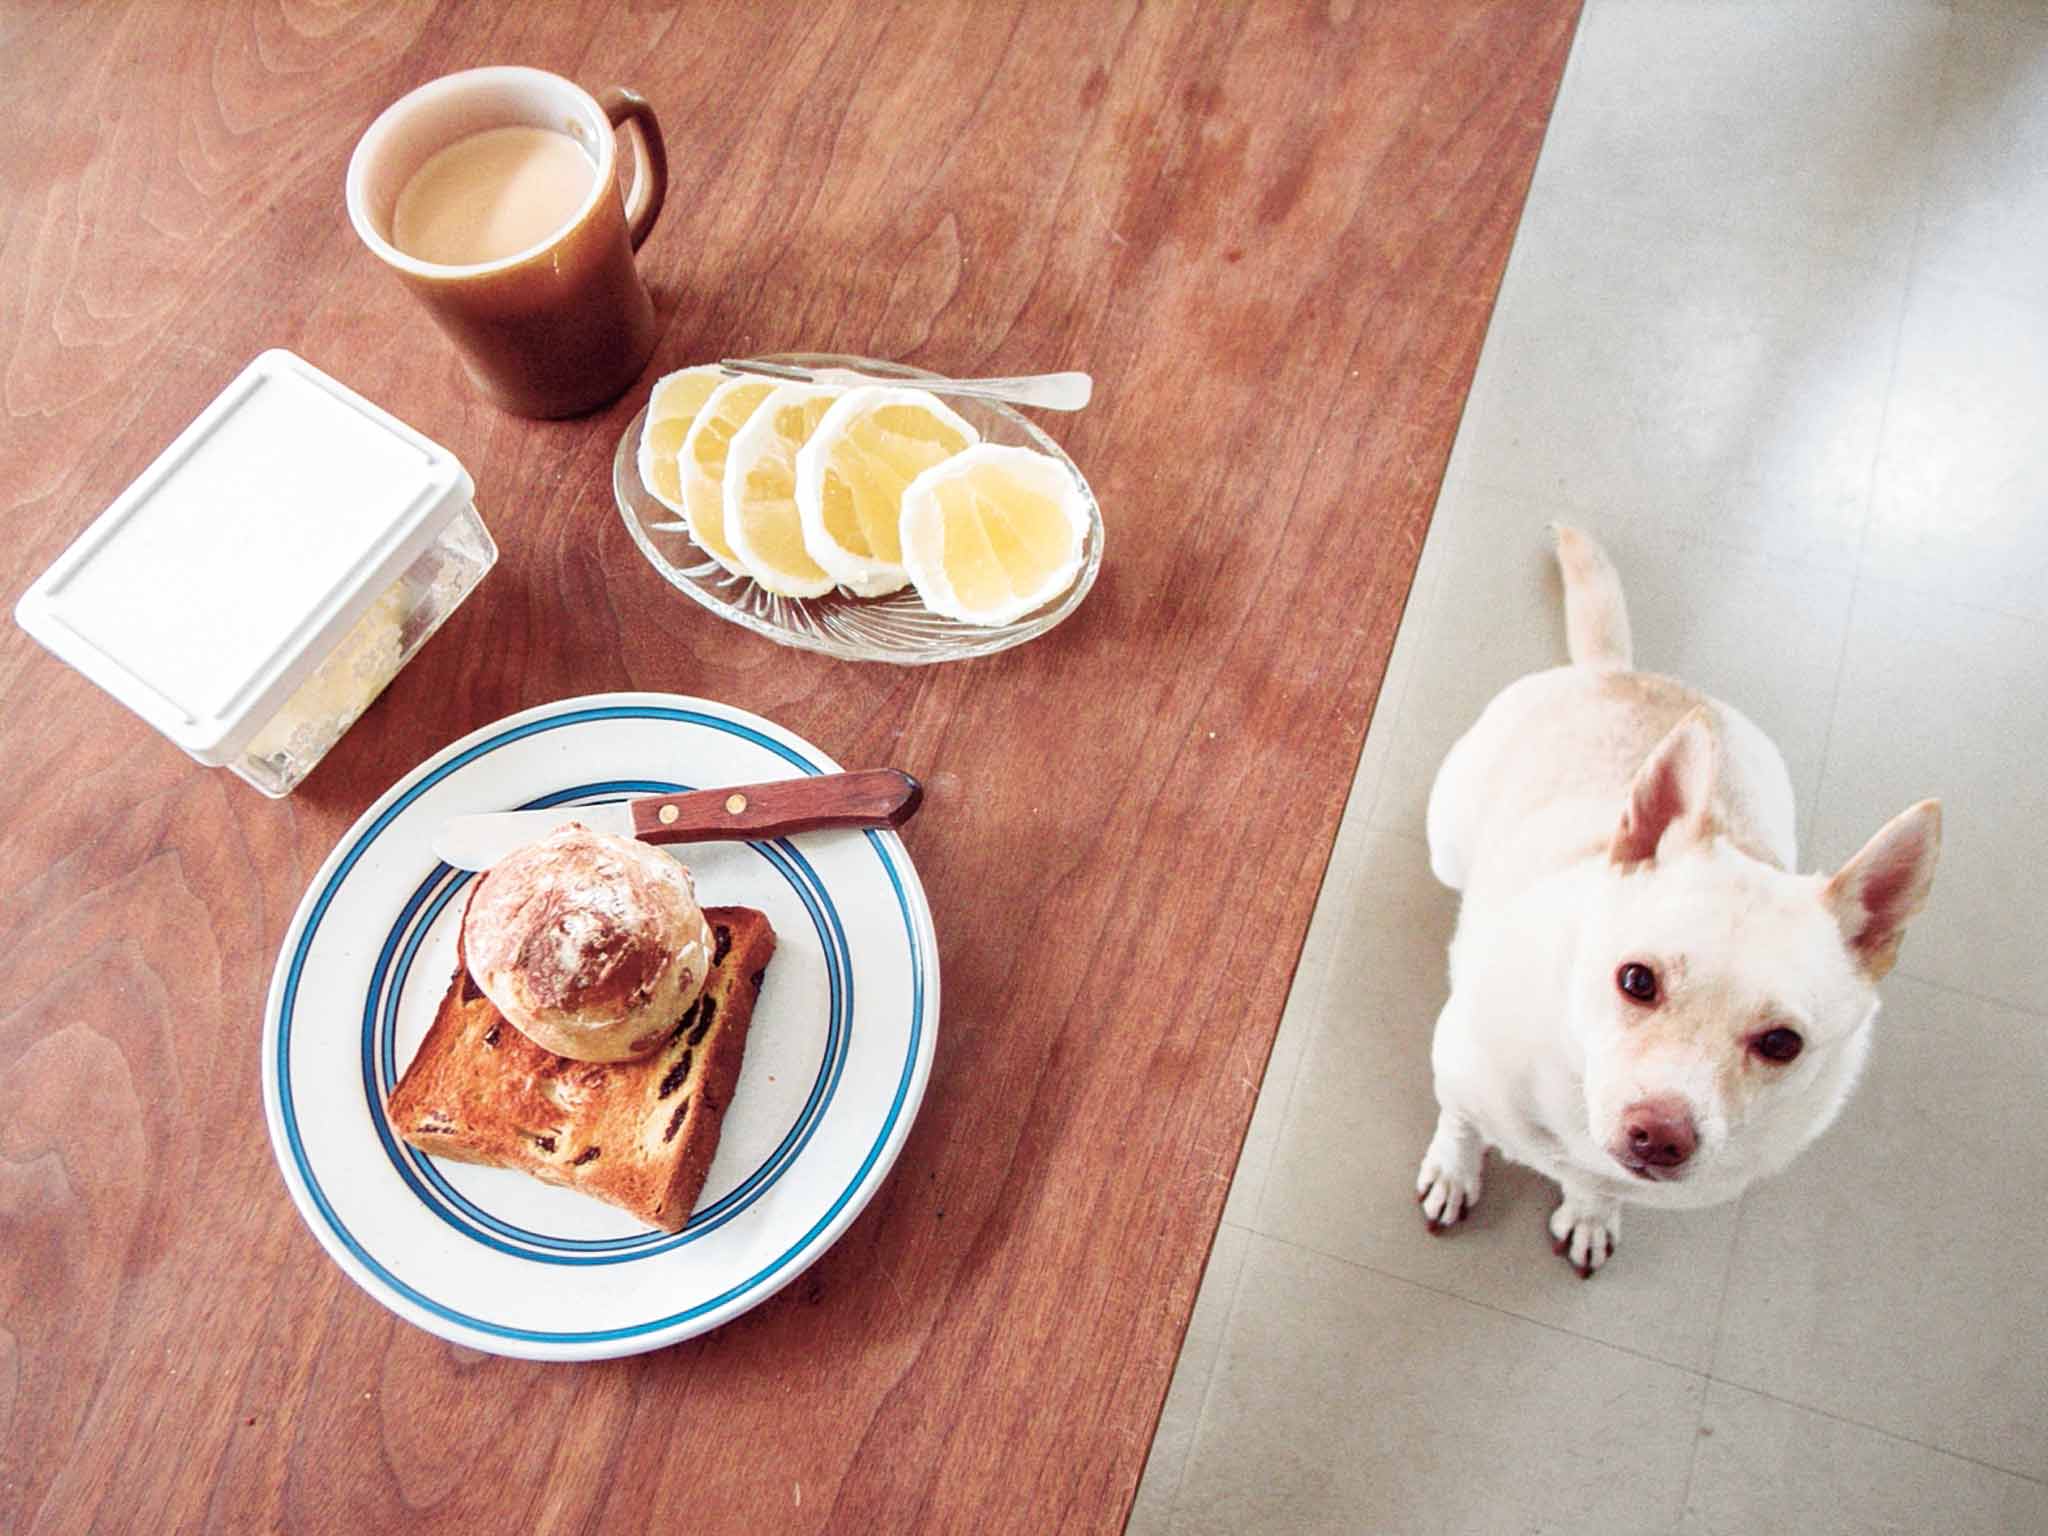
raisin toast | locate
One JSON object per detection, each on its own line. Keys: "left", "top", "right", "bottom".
{"left": 386, "top": 905, "right": 776, "bottom": 1232}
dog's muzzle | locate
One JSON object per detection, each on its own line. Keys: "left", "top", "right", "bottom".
{"left": 1610, "top": 1096, "right": 1697, "bottom": 1179}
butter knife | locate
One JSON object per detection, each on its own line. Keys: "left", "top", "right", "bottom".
{"left": 431, "top": 769, "right": 923, "bottom": 871}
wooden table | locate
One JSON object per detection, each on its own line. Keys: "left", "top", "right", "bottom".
{"left": 0, "top": 3, "right": 1576, "bottom": 1530}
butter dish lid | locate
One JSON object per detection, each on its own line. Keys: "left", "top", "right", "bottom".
{"left": 14, "top": 349, "right": 475, "bottom": 764}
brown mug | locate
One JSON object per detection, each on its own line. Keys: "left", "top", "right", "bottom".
{"left": 346, "top": 66, "right": 669, "bottom": 418}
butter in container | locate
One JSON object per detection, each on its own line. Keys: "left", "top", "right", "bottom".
{"left": 14, "top": 349, "right": 496, "bottom": 797}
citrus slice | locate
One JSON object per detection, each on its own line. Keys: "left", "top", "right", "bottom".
{"left": 899, "top": 444, "right": 1089, "bottom": 626}
{"left": 677, "top": 376, "right": 778, "bottom": 577}
{"left": 721, "top": 382, "right": 843, "bottom": 598}
{"left": 792, "top": 386, "right": 979, "bottom": 597}
{"left": 635, "top": 365, "right": 726, "bottom": 516}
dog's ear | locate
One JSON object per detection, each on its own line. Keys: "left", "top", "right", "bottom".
{"left": 1823, "top": 800, "right": 1942, "bottom": 980}
{"left": 1610, "top": 709, "right": 1718, "bottom": 867}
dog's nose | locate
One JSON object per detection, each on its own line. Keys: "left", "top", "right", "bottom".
{"left": 1621, "top": 1099, "right": 1696, "bottom": 1168}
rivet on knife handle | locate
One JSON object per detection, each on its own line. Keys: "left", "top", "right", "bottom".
{"left": 629, "top": 769, "right": 923, "bottom": 845}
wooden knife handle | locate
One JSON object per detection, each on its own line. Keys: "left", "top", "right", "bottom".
{"left": 627, "top": 769, "right": 923, "bottom": 845}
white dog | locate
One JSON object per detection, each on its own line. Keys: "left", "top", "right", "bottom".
{"left": 1416, "top": 527, "right": 1941, "bottom": 1276}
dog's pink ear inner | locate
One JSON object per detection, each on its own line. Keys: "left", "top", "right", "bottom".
{"left": 1824, "top": 800, "right": 1942, "bottom": 979}
{"left": 1610, "top": 710, "right": 1717, "bottom": 867}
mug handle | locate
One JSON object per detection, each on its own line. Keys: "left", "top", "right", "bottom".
{"left": 598, "top": 87, "right": 668, "bottom": 251}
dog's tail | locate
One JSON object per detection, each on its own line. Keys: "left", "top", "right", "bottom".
{"left": 1551, "top": 524, "right": 1633, "bottom": 670}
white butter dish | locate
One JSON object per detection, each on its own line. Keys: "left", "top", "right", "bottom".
{"left": 15, "top": 349, "right": 497, "bottom": 796}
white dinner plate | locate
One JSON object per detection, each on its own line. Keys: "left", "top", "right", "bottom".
{"left": 260, "top": 693, "right": 940, "bottom": 1360}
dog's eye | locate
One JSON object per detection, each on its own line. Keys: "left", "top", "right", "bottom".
{"left": 1753, "top": 1027, "right": 1804, "bottom": 1063}
{"left": 1615, "top": 963, "right": 1659, "bottom": 1004}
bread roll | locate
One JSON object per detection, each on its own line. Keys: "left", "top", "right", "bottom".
{"left": 461, "top": 822, "right": 713, "bottom": 1062}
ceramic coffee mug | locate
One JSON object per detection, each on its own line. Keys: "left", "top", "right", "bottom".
{"left": 346, "top": 66, "right": 668, "bottom": 418}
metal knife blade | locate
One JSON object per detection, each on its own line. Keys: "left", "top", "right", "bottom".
{"left": 432, "top": 802, "right": 636, "bottom": 871}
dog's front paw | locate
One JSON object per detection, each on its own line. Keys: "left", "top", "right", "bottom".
{"left": 1548, "top": 1196, "right": 1620, "bottom": 1278}
{"left": 1417, "top": 1163, "right": 1481, "bottom": 1232}
{"left": 1416, "top": 1122, "right": 1485, "bottom": 1233}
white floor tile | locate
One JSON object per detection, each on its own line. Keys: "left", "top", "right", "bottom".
{"left": 1863, "top": 279, "right": 2048, "bottom": 621}
{"left": 1127, "top": 1223, "right": 1252, "bottom": 1536}
{"left": 1809, "top": 579, "right": 2048, "bottom": 1011}
{"left": 1952, "top": 0, "right": 2048, "bottom": 18}
{"left": 1168, "top": 1236, "right": 1704, "bottom": 1536}
{"left": 1540, "top": 0, "right": 1946, "bottom": 265}
{"left": 1680, "top": 1381, "right": 2048, "bottom": 1536}
{"left": 1451, "top": 195, "right": 1906, "bottom": 575}
{"left": 1310, "top": 824, "right": 1455, "bottom": 1008}
{"left": 1711, "top": 977, "right": 2048, "bottom": 1478}
{"left": 1920, "top": 8, "right": 2048, "bottom": 299}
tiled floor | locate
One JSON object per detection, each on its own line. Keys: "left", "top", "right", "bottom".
{"left": 1131, "top": 2, "right": 2048, "bottom": 1531}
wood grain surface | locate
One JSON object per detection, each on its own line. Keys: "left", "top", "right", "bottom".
{"left": 0, "top": 2, "right": 1577, "bottom": 1531}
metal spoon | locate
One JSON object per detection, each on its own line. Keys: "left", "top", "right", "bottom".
{"left": 720, "top": 358, "right": 1093, "bottom": 412}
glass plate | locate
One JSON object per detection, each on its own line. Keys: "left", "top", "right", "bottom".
{"left": 614, "top": 353, "right": 1104, "bottom": 664}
